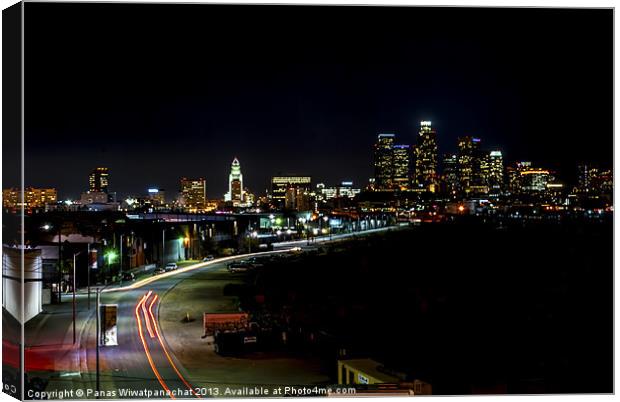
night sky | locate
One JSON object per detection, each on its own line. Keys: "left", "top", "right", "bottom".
{"left": 19, "top": 4, "right": 612, "bottom": 200}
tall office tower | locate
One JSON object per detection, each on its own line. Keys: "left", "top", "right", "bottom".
{"left": 488, "top": 150, "right": 504, "bottom": 196}
{"left": 520, "top": 168, "right": 551, "bottom": 193}
{"left": 89, "top": 167, "right": 109, "bottom": 193}
{"left": 457, "top": 136, "right": 481, "bottom": 195}
{"left": 577, "top": 164, "right": 599, "bottom": 193}
{"left": 271, "top": 176, "right": 312, "bottom": 208}
{"left": 392, "top": 144, "right": 411, "bottom": 189}
{"left": 507, "top": 161, "right": 531, "bottom": 194}
{"left": 373, "top": 133, "right": 396, "bottom": 189}
{"left": 180, "top": 177, "right": 207, "bottom": 212}
{"left": 414, "top": 121, "right": 439, "bottom": 192}
{"left": 442, "top": 153, "right": 459, "bottom": 197}
{"left": 595, "top": 169, "right": 613, "bottom": 196}
{"left": 147, "top": 188, "right": 166, "bottom": 205}
{"left": 224, "top": 157, "right": 245, "bottom": 206}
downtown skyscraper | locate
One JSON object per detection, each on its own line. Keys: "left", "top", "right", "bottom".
{"left": 413, "top": 121, "right": 439, "bottom": 192}
{"left": 457, "top": 136, "right": 481, "bottom": 196}
{"left": 373, "top": 133, "right": 396, "bottom": 189}
{"left": 88, "top": 167, "right": 109, "bottom": 193}
{"left": 393, "top": 144, "right": 412, "bottom": 190}
{"left": 373, "top": 134, "right": 412, "bottom": 190}
{"left": 487, "top": 150, "right": 504, "bottom": 196}
{"left": 224, "top": 157, "right": 245, "bottom": 207}
{"left": 179, "top": 177, "right": 207, "bottom": 212}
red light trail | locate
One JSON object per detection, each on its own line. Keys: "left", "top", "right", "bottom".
{"left": 135, "top": 291, "right": 201, "bottom": 398}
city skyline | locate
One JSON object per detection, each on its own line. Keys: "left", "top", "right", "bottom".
{"left": 2, "top": 3, "right": 613, "bottom": 398}
{"left": 13, "top": 129, "right": 612, "bottom": 202}
{"left": 11, "top": 5, "right": 612, "bottom": 199}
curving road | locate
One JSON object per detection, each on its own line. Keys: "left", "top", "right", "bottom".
{"left": 79, "top": 251, "right": 291, "bottom": 399}
{"left": 75, "top": 226, "right": 401, "bottom": 398}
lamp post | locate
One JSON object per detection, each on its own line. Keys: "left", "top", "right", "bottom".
{"left": 323, "top": 216, "right": 329, "bottom": 240}
{"left": 162, "top": 228, "right": 166, "bottom": 267}
{"left": 96, "top": 287, "right": 101, "bottom": 396}
{"left": 87, "top": 243, "right": 91, "bottom": 309}
{"left": 72, "top": 251, "right": 83, "bottom": 344}
{"left": 119, "top": 234, "right": 123, "bottom": 286}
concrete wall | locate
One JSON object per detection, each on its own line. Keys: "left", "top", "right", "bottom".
{"left": 2, "top": 247, "right": 43, "bottom": 323}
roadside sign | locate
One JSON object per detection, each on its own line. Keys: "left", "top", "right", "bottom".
{"left": 100, "top": 304, "right": 118, "bottom": 346}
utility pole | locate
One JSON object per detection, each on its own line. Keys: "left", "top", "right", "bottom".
{"left": 162, "top": 228, "right": 165, "bottom": 267}
{"left": 73, "top": 253, "right": 76, "bottom": 344}
{"left": 87, "top": 243, "right": 91, "bottom": 310}
{"left": 119, "top": 234, "right": 123, "bottom": 286}
{"left": 96, "top": 288, "right": 101, "bottom": 397}
{"left": 57, "top": 225, "right": 62, "bottom": 303}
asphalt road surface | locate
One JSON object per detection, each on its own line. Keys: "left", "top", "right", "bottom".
{"left": 78, "top": 251, "right": 292, "bottom": 399}
{"left": 69, "top": 226, "right": 401, "bottom": 399}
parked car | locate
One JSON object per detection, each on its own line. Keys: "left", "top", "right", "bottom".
{"left": 202, "top": 255, "right": 215, "bottom": 262}
{"left": 165, "top": 262, "right": 178, "bottom": 272}
{"left": 246, "top": 257, "right": 265, "bottom": 268}
{"left": 153, "top": 267, "right": 166, "bottom": 275}
{"left": 227, "top": 261, "right": 252, "bottom": 273}
{"left": 122, "top": 272, "right": 136, "bottom": 282}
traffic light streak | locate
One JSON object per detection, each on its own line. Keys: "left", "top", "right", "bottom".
{"left": 141, "top": 291, "right": 155, "bottom": 338}
{"left": 134, "top": 293, "right": 175, "bottom": 399}
{"left": 135, "top": 291, "right": 200, "bottom": 399}
{"left": 147, "top": 294, "right": 201, "bottom": 398}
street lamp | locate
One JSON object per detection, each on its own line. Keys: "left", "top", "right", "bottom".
{"left": 42, "top": 223, "right": 63, "bottom": 303}
{"left": 105, "top": 249, "right": 118, "bottom": 284}
{"left": 119, "top": 234, "right": 124, "bottom": 286}
{"left": 87, "top": 243, "right": 92, "bottom": 309}
{"left": 72, "top": 250, "right": 84, "bottom": 344}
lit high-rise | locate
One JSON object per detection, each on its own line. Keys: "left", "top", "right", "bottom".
{"left": 89, "top": 167, "right": 109, "bottom": 193}
{"left": 373, "top": 133, "right": 395, "bottom": 189}
{"left": 488, "top": 150, "right": 504, "bottom": 196}
{"left": 457, "top": 136, "right": 481, "bottom": 195}
{"left": 180, "top": 177, "right": 207, "bottom": 212}
{"left": 413, "top": 121, "right": 438, "bottom": 192}
{"left": 442, "top": 153, "right": 459, "bottom": 197}
{"left": 224, "top": 157, "right": 244, "bottom": 207}
{"left": 392, "top": 144, "right": 411, "bottom": 189}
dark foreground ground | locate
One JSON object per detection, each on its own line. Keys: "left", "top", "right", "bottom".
{"left": 238, "top": 216, "right": 612, "bottom": 394}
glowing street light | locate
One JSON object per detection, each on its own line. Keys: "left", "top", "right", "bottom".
{"left": 105, "top": 250, "right": 118, "bottom": 265}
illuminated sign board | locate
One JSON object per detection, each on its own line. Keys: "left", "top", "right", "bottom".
{"left": 89, "top": 249, "right": 98, "bottom": 270}
{"left": 148, "top": 188, "right": 159, "bottom": 193}
{"left": 271, "top": 177, "right": 312, "bottom": 185}
{"left": 100, "top": 304, "right": 118, "bottom": 346}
